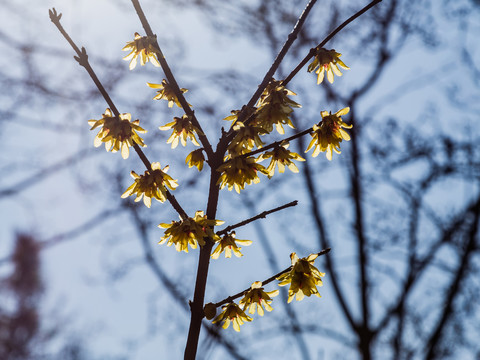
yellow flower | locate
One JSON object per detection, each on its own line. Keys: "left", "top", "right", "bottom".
{"left": 122, "top": 32, "right": 160, "bottom": 70}
{"left": 211, "top": 231, "right": 252, "bottom": 259}
{"left": 147, "top": 79, "right": 190, "bottom": 108}
{"left": 257, "top": 142, "right": 305, "bottom": 177}
{"left": 212, "top": 303, "right": 252, "bottom": 332}
{"left": 185, "top": 149, "right": 205, "bottom": 171}
{"left": 121, "top": 162, "right": 178, "bottom": 207}
{"left": 277, "top": 252, "right": 325, "bottom": 303}
{"left": 255, "top": 79, "right": 301, "bottom": 134}
{"left": 239, "top": 281, "right": 279, "bottom": 316}
{"left": 217, "top": 156, "right": 268, "bottom": 193}
{"left": 307, "top": 48, "right": 349, "bottom": 84}
{"left": 159, "top": 115, "right": 202, "bottom": 149}
{"left": 192, "top": 210, "right": 224, "bottom": 239}
{"left": 223, "top": 106, "right": 256, "bottom": 128}
{"left": 305, "top": 107, "right": 352, "bottom": 160}
{"left": 228, "top": 121, "right": 267, "bottom": 156}
{"left": 88, "top": 108, "right": 146, "bottom": 159}
{"left": 158, "top": 211, "right": 223, "bottom": 253}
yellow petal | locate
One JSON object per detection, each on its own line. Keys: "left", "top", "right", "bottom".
{"left": 147, "top": 82, "right": 162, "bottom": 89}
{"left": 327, "top": 67, "right": 334, "bottom": 83}
{"left": 93, "top": 135, "right": 102, "bottom": 148}
{"left": 336, "top": 107, "right": 350, "bottom": 116}
{"left": 121, "top": 142, "right": 129, "bottom": 159}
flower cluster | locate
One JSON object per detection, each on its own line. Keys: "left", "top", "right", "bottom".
{"left": 159, "top": 115, "right": 201, "bottom": 149}
{"left": 255, "top": 79, "right": 301, "bottom": 134}
{"left": 307, "top": 48, "right": 349, "bottom": 84}
{"left": 211, "top": 231, "right": 252, "bottom": 259}
{"left": 212, "top": 303, "right": 252, "bottom": 332}
{"left": 258, "top": 142, "right": 305, "bottom": 177}
{"left": 306, "top": 107, "right": 352, "bottom": 160}
{"left": 227, "top": 121, "right": 267, "bottom": 156}
{"left": 88, "top": 108, "right": 146, "bottom": 159}
{"left": 217, "top": 156, "right": 268, "bottom": 193}
{"left": 277, "top": 253, "right": 325, "bottom": 303}
{"left": 158, "top": 211, "right": 223, "bottom": 253}
{"left": 185, "top": 149, "right": 205, "bottom": 171}
{"left": 121, "top": 162, "right": 178, "bottom": 207}
{"left": 122, "top": 32, "right": 160, "bottom": 70}
{"left": 239, "top": 281, "right": 279, "bottom": 316}
{"left": 148, "top": 79, "right": 189, "bottom": 108}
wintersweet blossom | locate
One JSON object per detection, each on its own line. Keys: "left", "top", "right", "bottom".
{"left": 185, "top": 149, "right": 205, "bottom": 171}
{"left": 159, "top": 115, "right": 201, "bottom": 149}
{"left": 239, "top": 281, "right": 279, "bottom": 316}
{"left": 122, "top": 32, "right": 160, "bottom": 70}
{"left": 88, "top": 108, "right": 146, "bottom": 159}
{"left": 121, "top": 162, "right": 178, "bottom": 207}
{"left": 223, "top": 106, "right": 257, "bottom": 128}
{"left": 257, "top": 142, "right": 305, "bottom": 177}
{"left": 158, "top": 211, "right": 223, "bottom": 253}
{"left": 307, "top": 48, "right": 349, "bottom": 84}
{"left": 212, "top": 303, "right": 252, "bottom": 332}
{"left": 217, "top": 156, "right": 268, "bottom": 193}
{"left": 227, "top": 121, "right": 267, "bottom": 157}
{"left": 211, "top": 231, "right": 252, "bottom": 259}
{"left": 147, "top": 79, "right": 190, "bottom": 108}
{"left": 277, "top": 252, "right": 325, "bottom": 303}
{"left": 255, "top": 79, "right": 301, "bottom": 134}
{"left": 305, "top": 107, "right": 352, "bottom": 160}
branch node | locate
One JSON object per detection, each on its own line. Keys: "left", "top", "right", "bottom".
{"left": 48, "top": 8, "right": 62, "bottom": 23}
{"left": 74, "top": 47, "right": 88, "bottom": 67}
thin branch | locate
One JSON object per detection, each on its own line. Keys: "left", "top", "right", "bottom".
{"left": 49, "top": 9, "right": 119, "bottom": 115}
{"left": 214, "top": 248, "right": 331, "bottom": 308}
{"left": 0, "top": 148, "right": 96, "bottom": 200}
{"left": 217, "top": 200, "right": 298, "bottom": 236}
{"left": 222, "top": 127, "right": 313, "bottom": 167}
{"left": 130, "top": 0, "right": 214, "bottom": 159}
{"left": 297, "top": 132, "right": 358, "bottom": 331}
{"left": 425, "top": 195, "right": 480, "bottom": 359}
{"left": 224, "top": 0, "right": 318, "bottom": 140}
{"left": 347, "top": 106, "right": 372, "bottom": 358}
{"left": 49, "top": 8, "right": 188, "bottom": 220}
{"left": 0, "top": 208, "right": 119, "bottom": 267}
{"left": 283, "top": 0, "right": 384, "bottom": 86}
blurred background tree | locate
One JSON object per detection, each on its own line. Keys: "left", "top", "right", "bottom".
{"left": 1, "top": 0, "right": 479, "bottom": 359}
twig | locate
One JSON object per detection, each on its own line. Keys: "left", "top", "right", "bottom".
{"left": 214, "top": 248, "right": 331, "bottom": 307}
{"left": 217, "top": 200, "right": 299, "bottom": 236}
{"left": 283, "top": 0, "right": 384, "bottom": 86}
{"left": 130, "top": 0, "right": 214, "bottom": 159}
{"left": 225, "top": 0, "right": 318, "bottom": 140}
{"left": 49, "top": 8, "right": 188, "bottom": 220}
{"left": 222, "top": 127, "right": 313, "bottom": 167}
